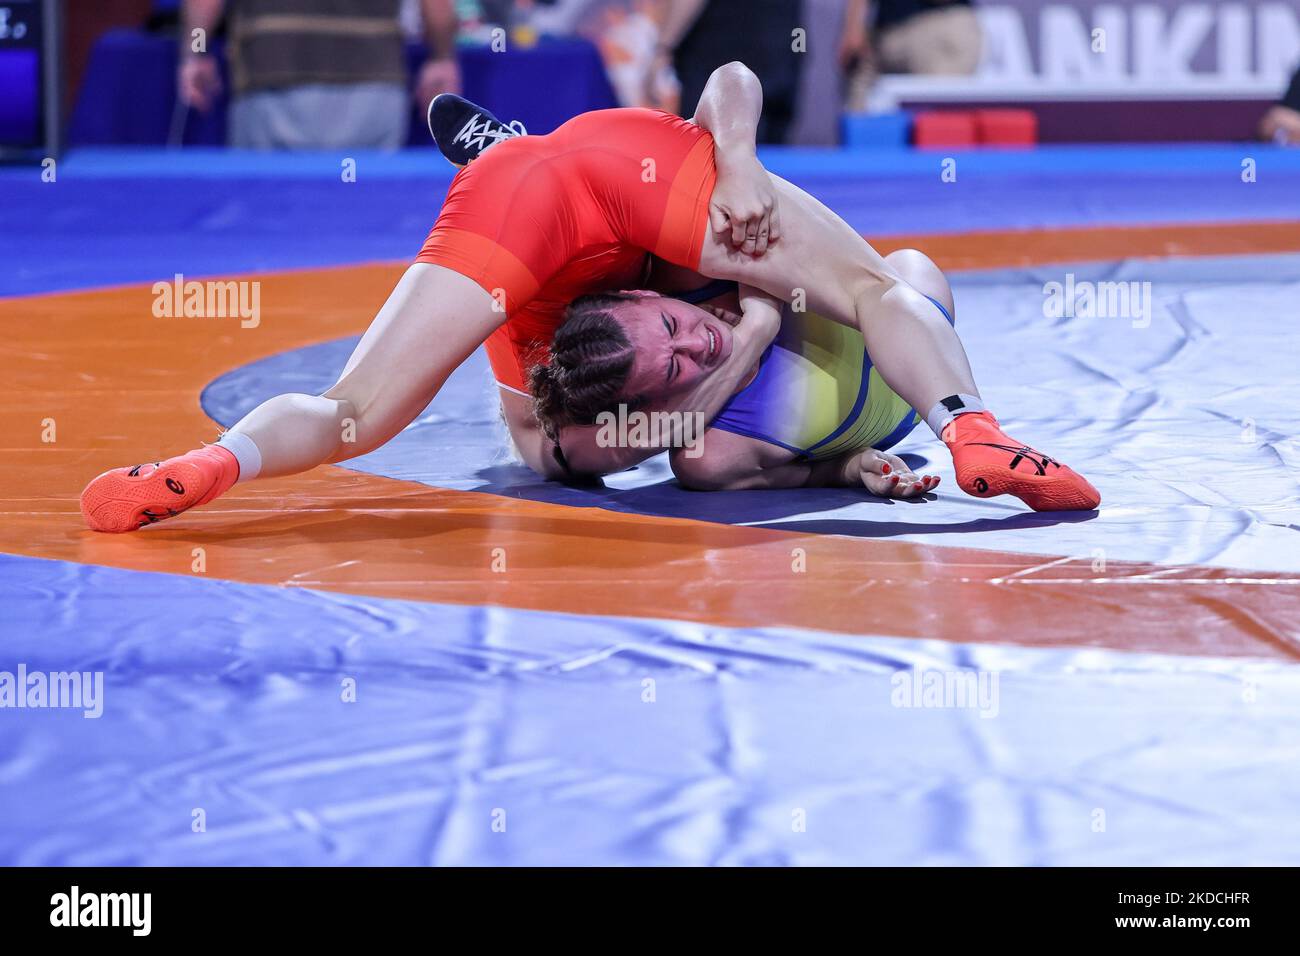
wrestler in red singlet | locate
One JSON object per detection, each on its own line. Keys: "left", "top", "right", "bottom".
{"left": 415, "top": 108, "right": 718, "bottom": 395}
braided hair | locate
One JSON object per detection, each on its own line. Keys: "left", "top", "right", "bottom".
{"left": 528, "top": 293, "right": 648, "bottom": 448}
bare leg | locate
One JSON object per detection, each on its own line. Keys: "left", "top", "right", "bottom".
{"left": 232, "top": 263, "right": 500, "bottom": 476}
{"left": 883, "top": 247, "right": 955, "bottom": 324}
{"left": 81, "top": 264, "right": 504, "bottom": 531}
{"left": 872, "top": 248, "right": 976, "bottom": 414}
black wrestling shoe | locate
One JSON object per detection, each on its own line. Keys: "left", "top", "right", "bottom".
{"left": 426, "top": 93, "right": 527, "bottom": 167}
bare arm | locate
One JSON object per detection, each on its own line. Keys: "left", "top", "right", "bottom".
{"left": 692, "top": 61, "right": 762, "bottom": 159}
{"left": 672, "top": 436, "right": 938, "bottom": 496}
{"left": 671, "top": 429, "right": 851, "bottom": 490}
{"left": 416, "top": 0, "right": 461, "bottom": 101}
{"left": 420, "top": 0, "right": 458, "bottom": 58}
{"left": 692, "top": 62, "right": 782, "bottom": 256}
{"left": 181, "top": 0, "right": 224, "bottom": 43}
{"left": 178, "top": 0, "right": 226, "bottom": 112}
{"left": 840, "top": 0, "right": 871, "bottom": 68}
{"left": 658, "top": 0, "right": 709, "bottom": 52}
{"left": 553, "top": 285, "right": 782, "bottom": 476}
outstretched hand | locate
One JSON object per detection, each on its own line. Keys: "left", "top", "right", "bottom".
{"left": 852, "top": 449, "right": 941, "bottom": 499}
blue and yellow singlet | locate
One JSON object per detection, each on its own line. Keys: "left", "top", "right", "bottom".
{"left": 678, "top": 281, "right": 955, "bottom": 461}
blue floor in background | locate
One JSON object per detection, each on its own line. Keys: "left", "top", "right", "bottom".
{"left": 6, "top": 144, "right": 1300, "bottom": 297}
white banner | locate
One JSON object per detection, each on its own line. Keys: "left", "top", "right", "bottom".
{"left": 978, "top": 1, "right": 1300, "bottom": 86}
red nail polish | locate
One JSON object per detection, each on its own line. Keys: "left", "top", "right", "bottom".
{"left": 881, "top": 464, "right": 891, "bottom": 475}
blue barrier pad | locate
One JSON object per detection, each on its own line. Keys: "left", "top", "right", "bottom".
{"left": 841, "top": 111, "right": 912, "bottom": 148}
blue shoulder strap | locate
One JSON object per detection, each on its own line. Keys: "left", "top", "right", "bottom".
{"left": 671, "top": 279, "right": 737, "bottom": 304}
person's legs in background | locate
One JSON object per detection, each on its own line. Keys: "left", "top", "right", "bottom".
{"left": 197, "top": 0, "right": 430, "bottom": 151}
{"left": 228, "top": 83, "right": 408, "bottom": 150}
{"left": 788, "top": 0, "right": 849, "bottom": 146}
{"left": 669, "top": 0, "right": 802, "bottom": 144}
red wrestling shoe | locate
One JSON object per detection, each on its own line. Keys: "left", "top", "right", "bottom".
{"left": 944, "top": 411, "right": 1100, "bottom": 512}
{"left": 80, "top": 445, "right": 240, "bottom": 533}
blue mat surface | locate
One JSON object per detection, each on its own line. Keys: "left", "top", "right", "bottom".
{"left": 6, "top": 145, "right": 1300, "bottom": 297}
{"left": 5, "top": 552, "right": 1297, "bottom": 866}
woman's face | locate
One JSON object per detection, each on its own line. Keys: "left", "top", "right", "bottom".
{"left": 607, "top": 292, "right": 735, "bottom": 404}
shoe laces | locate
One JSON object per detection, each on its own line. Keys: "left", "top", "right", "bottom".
{"left": 452, "top": 113, "right": 527, "bottom": 152}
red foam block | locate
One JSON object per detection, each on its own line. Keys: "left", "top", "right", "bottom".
{"left": 912, "top": 111, "right": 978, "bottom": 148}
{"left": 974, "top": 109, "right": 1039, "bottom": 146}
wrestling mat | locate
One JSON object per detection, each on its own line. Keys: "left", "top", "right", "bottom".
{"left": 2, "top": 146, "right": 1298, "bottom": 865}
